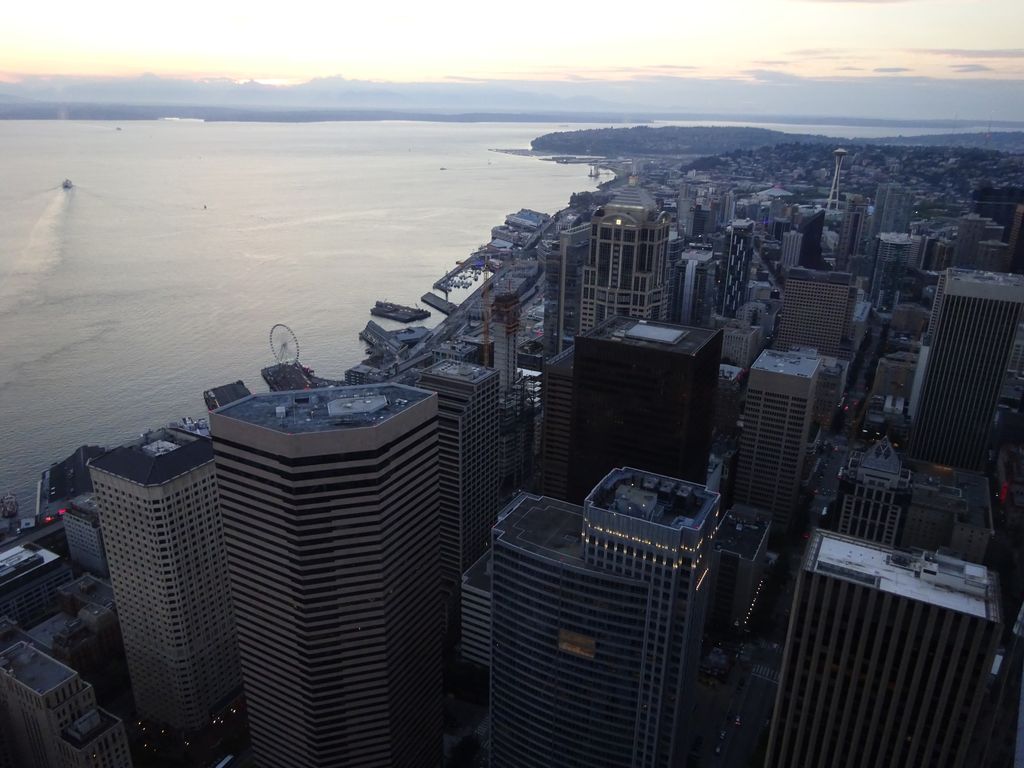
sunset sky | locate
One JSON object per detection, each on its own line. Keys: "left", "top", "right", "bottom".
{"left": 1, "top": 0, "right": 1021, "bottom": 83}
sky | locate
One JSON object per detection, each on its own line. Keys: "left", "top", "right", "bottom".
{"left": 1, "top": 0, "right": 1022, "bottom": 119}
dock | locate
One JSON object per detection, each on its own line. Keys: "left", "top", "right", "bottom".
{"left": 421, "top": 293, "right": 458, "bottom": 315}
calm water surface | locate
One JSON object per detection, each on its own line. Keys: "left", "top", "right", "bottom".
{"left": 0, "top": 120, "right": 599, "bottom": 503}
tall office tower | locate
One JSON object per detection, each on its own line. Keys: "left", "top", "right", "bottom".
{"left": 796, "top": 209, "right": 826, "bottom": 269}
{"left": 837, "top": 438, "right": 912, "bottom": 546}
{"left": 544, "top": 219, "right": 589, "bottom": 356}
{"left": 971, "top": 185, "right": 1024, "bottom": 241}
{"left": 210, "top": 386, "right": 442, "bottom": 768}
{"left": 871, "top": 232, "right": 914, "bottom": 311}
{"left": 910, "top": 269, "right": 1024, "bottom": 470}
{"left": 491, "top": 291, "right": 520, "bottom": 396}
{"left": 567, "top": 317, "right": 721, "bottom": 503}
{"left": 418, "top": 362, "right": 500, "bottom": 592}
{"left": 1009, "top": 203, "right": 1024, "bottom": 273}
{"left": 539, "top": 348, "right": 574, "bottom": 500}
{"left": 975, "top": 239, "right": 1010, "bottom": 272}
{"left": 718, "top": 219, "right": 755, "bottom": 318}
{"left": 682, "top": 203, "right": 712, "bottom": 239}
{"left": 0, "top": 642, "right": 133, "bottom": 768}
{"left": 954, "top": 213, "right": 1004, "bottom": 268}
{"left": 668, "top": 247, "right": 715, "bottom": 326}
{"left": 88, "top": 429, "right": 241, "bottom": 731}
{"left": 580, "top": 189, "right": 670, "bottom": 333}
{"left": 767, "top": 531, "right": 1001, "bottom": 768}
{"left": 490, "top": 468, "right": 719, "bottom": 768}
{"left": 775, "top": 268, "right": 857, "bottom": 359}
{"left": 734, "top": 350, "right": 820, "bottom": 528}
{"left": 62, "top": 501, "right": 108, "bottom": 577}
{"left": 836, "top": 195, "right": 868, "bottom": 271}
{"left": 869, "top": 182, "right": 913, "bottom": 241}
{"left": 780, "top": 230, "right": 802, "bottom": 269}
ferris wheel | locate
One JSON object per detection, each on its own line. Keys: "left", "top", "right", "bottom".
{"left": 269, "top": 324, "right": 300, "bottom": 365}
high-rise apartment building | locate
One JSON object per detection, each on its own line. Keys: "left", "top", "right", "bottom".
{"left": 767, "top": 531, "right": 1001, "bottom": 768}
{"left": 491, "top": 291, "right": 520, "bottom": 396}
{"left": 490, "top": 468, "right": 719, "bottom": 768}
{"left": 580, "top": 189, "right": 670, "bottom": 333}
{"left": 89, "top": 428, "right": 241, "bottom": 731}
{"left": 210, "top": 385, "right": 442, "bottom": 768}
{"left": 567, "top": 318, "right": 721, "bottom": 502}
{"left": 544, "top": 219, "right": 590, "bottom": 356}
{"left": 0, "top": 642, "right": 133, "bottom": 768}
{"left": 837, "top": 438, "right": 912, "bottom": 546}
{"left": 719, "top": 219, "right": 755, "bottom": 318}
{"left": 872, "top": 232, "right": 915, "bottom": 312}
{"left": 910, "top": 269, "right": 1024, "bottom": 470}
{"left": 869, "top": 182, "right": 912, "bottom": 241}
{"left": 775, "top": 268, "right": 857, "bottom": 359}
{"left": 734, "top": 350, "right": 820, "bottom": 528}
{"left": 418, "top": 362, "right": 500, "bottom": 592}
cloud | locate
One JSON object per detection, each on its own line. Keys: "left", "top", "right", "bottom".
{"left": 951, "top": 63, "right": 994, "bottom": 73}
{"left": 754, "top": 60, "right": 791, "bottom": 66}
{"left": 838, "top": 66, "right": 865, "bottom": 71}
{"left": 874, "top": 67, "right": 911, "bottom": 73}
{"left": 742, "top": 69, "right": 805, "bottom": 83}
{"left": 793, "top": 0, "right": 916, "bottom": 3}
{"left": 916, "top": 48, "right": 1024, "bottom": 58}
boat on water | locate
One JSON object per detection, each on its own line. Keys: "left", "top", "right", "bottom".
{"left": 62, "top": 179, "right": 73, "bottom": 190}
{"left": 370, "top": 301, "right": 430, "bottom": 323}
{"left": 0, "top": 492, "right": 18, "bottom": 519}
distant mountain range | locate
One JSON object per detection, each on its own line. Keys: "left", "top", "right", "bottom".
{"left": 530, "top": 125, "right": 1024, "bottom": 155}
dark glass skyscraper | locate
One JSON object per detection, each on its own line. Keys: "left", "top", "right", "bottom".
{"left": 719, "top": 219, "right": 755, "bottom": 318}
{"left": 566, "top": 317, "right": 721, "bottom": 503}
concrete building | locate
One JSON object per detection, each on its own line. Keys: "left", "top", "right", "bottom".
{"left": 490, "top": 468, "right": 719, "bottom": 768}
{"left": 911, "top": 269, "right": 1024, "bottom": 470}
{"left": 544, "top": 219, "right": 589, "bottom": 356}
{"left": 780, "top": 230, "right": 802, "bottom": 269}
{"left": 62, "top": 499, "right": 107, "bottom": 577}
{"left": 837, "top": 438, "right": 913, "bottom": 546}
{"left": 976, "top": 239, "right": 1011, "bottom": 272}
{"left": 871, "top": 351, "right": 919, "bottom": 405}
{"left": 903, "top": 461, "right": 993, "bottom": 563}
{"left": 491, "top": 291, "right": 520, "bottom": 396}
{"left": 567, "top": 318, "right": 721, "bottom": 503}
{"left": 714, "top": 365, "right": 746, "bottom": 436}
{"left": 0, "top": 545, "right": 72, "bottom": 626}
{"left": 210, "top": 385, "right": 442, "bottom": 768}
{"left": 418, "top": 362, "right": 500, "bottom": 593}
{"left": 775, "top": 268, "right": 857, "bottom": 359}
{"left": 539, "top": 348, "right": 574, "bottom": 501}
{"left": 580, "top": 189, "right": 670, "bottom": 333}
{"left": 735, "top": 350, "right": 820, "bottom": 529}
{"left": 720, "top": 320, "right": 763, "bottom": 368}
{"left": 767, "top": 531, "right": 1001, "bottom": 768}
{"left": 0, "top": 642, "right": 132, "bottom": 768}
{"left": 872, "top": 233, "right": 915, "bottom": 312}
{"left": 719, "top": 219, "right": 756, "bottom": 318}
{"left": 459, "top": 551, "right": 491, "bottom": 668}
{"left": 709, "top": 505, "right": 770, "bottom": 633}
{"left": 955, "top": 213, "right": 1004, "bottom": 268}
{"left": 812, "top": 355, "right": 848, "bottom": 428}
{"left": 89, "top": 428, "right": 241, "bottom": 732}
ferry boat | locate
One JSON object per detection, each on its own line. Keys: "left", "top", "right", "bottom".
{"left": 62, "top": 179, "right": 73, "bottom": 189}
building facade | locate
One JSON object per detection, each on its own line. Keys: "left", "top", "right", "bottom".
{"left": 0, "top": 546, "right": 72, "bottom": 627}
{"left": 910, "top": 269, "right": 1024, "bottom": 470}
{"left": 490, "top": 468, "right": 719, "bottom": 768}
{"left": 775, "top": 268, "right": 857, "bottom": 359}
{"left": 837, "top": 438, "right": 913, "bottom": 546}
{"left": 580, "top": 189, "right": 670, "bottom": 333}
{"left": 539, "top": 348, "right": 575, "bottom": 500}
{"left": 89, "top": 428, "right": 241, "bottom": 732}
{"left": 210, "top": 386, "right": 442, "bottom": 768}
{"left": 544, "top": 219, "right": 590, "bottom": 356}
{"left": 767, "top": 531, "right": 1001, "bottom": 768}
{"left": 62, "top": 500, "right": 108, "bottom": 577}
{"left": 719, "top": 219, "right": 756, "bottom": 318}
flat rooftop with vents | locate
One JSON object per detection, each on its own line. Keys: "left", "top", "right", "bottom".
{"left": 586, "top": 468, "right": 719, "bottom": 532}
{"left": 0, "top": 641, "right": 75, "bottom": 694}
{"left": 214, "top": 384, "right": 433, "bottom": 434}
{"left": 585, "top": 317, "right": 719, "bottom": 357}
{"left": 89, "top": 428, "right": 212, "bottom": 486}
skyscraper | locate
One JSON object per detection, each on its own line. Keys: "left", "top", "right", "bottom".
{"left": 871, "top": 232, "right": 914, "bottom": 312}
{"left": 539, "top": 348, "right": 575, "bottom": 500}
{"left": 89, "top": 428, "right": 241, "bottom": 731}
{"left": 910, "top": 269, "right": 1024, "bottom": 470}
{"left": 491, "top": 291, "right": 520, "bottom": 396}
{"left": 796, "top": 209, "right": 825, "bottom": 269}
{"left": 954, "top": 213, "right": 1004, "bottom": 268}
{"left": 544, "top": 219, "right": 590, "bottom": 356}
{"left": 418, "top": 361, "right": 500, "bottom": 592}
{"left": 668, "top": 245, "right": 715, "bottom": 327}
{"left": 567, "top": 317, "right": 721, "bottom": 503}
{"left": 775, "top": 268, "right": 857, "bottom": 359}
{"left": 734, "top": 350, "right": 820, "bottom": 528}
{"left": 837, "top": 437, "right": 912, "bottom": 546}
{"left": 836, "top": 194, "right": 868, "bottom": 271}
{"left": 767, "top": 531, "right": 1001, "bottom": 768}
{"left": 718, "top": 219, "right": 755, "bottom": 318}
{"left": 0, "top": 642, "right": 133, "bottom": 768}
{"left": 869, "top": 182, "right": 912, "bottom": 241}
{"left": 580, "top": 189, "right": 670, "bottom": 333}
{"left": 1009, "top": 203, "right": 1024, "bottom": 273}
{"left": 210, "top": 385, "right": 442, "bottom": 768}
{"left": 490, "top": 468, "right": 719, "bottom": 768}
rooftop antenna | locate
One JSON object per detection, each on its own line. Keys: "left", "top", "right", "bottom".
{"left": 825, "top": 148, "right": 847, "bottom": 213}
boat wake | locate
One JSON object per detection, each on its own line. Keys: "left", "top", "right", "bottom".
{"left": 0, "top": 189, "right": 68, "bottom": 312}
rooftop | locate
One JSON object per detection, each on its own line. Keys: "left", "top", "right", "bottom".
{"left": 493, "top": 493, "right": 585, "bottom": 566}
{"left": 715, "top": 506, "right": 770, "bottom": 560}
{"left": 751, "top": 349, "right": 821, "bottom": 379}
{"left": 420, "top": 360, "right": 497, "bottom": 385}
{"left": 214, "top": 384, "right": 433, "bottom": 434}
{"left": 462, "top": 549, "right": 492, "bottom": 593}
{"left": 585, "top": 317, "right": 718, "bottom": 357}
{"left": 38, "top": 445, "right": 106, "bottom": 515}
{"left": 0, "top": 641, "right": 75, "bottom": 694}
{"left": 203, "top": 380, "right": 252, "bottom": 410}
{"left": 944, "top": 268, "right": 1024, "bottom": 298}
{"left": 90, "top": 428, "right": 212, "bottom": 486}
{"left": 62, "top": 707, "right": 121, "bottom": 749}
{"left": 786, "top": 267, "right": 854, "bottom": 286}
{"left": 0, "top": 546, "right": 61, "bottom": 588}
{"left": 606, "top": 187, "right": 658, "bottom": 215}
{"left": 59, "top": 575, "right": 116, "bottom": 610}
{"left": 807, "top": 531, "right": 999, "bottom": 621}
{"left": 907, "top": 460, "right": 992, "bottom": 530}
{"left": 586, "top": 468, "right": 718, "bottom": 532}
